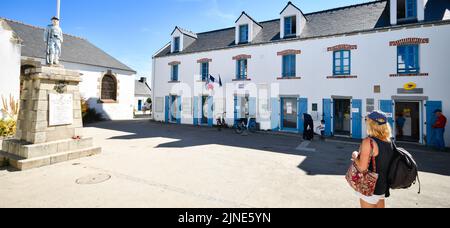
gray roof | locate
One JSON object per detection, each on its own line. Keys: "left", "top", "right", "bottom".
{"left": 135, "top": 80, "right": 152, "bottom": 96}
{"left": 3, "top": 18, "right": 136, "bottom": 73}
{"left": 155, "top": 0, "right": 449, "bottom": 58}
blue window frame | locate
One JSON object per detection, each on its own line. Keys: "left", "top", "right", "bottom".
{"left": 239, "top": 24, "right": 249, "bottom": 44}
{"left": 284, "top": 16, "right": 297, "bottom": 37}
{"left": 398, "top": 45, "right": 419, "bottom": 74}
{"left": 171, "top": 65, "right": 179, "bottom": 81}
{"left": 173, "top": 37, "right": 180, "bottom": 52}
{"left": 236, "top": 59, "right": 248, "bottom": 80}
{"left": 333, "top": 50, "right": 351, "bottom": 75}
{"left": 201, "top": 62, "right": 209, "bottom": 81}
{"left": 282, "top": 55, "right": 296, "bottom": 77}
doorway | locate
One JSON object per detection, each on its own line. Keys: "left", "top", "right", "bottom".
{"left": 334, "top": 99, "right": 351, "bottom": 136}
{"left": 395, "top": 101, "right": 421, "bottom": 142}
{"left": 281, "top": 97, "right": 298, "bottom": 131}
{"left": 201, "top": 96, "right": 208, "bottom": 125}
{"left": 170, "top": 95, "right": 178, "bottom": 123}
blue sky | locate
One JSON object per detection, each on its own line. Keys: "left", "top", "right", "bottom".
{"left": 0, "top": 0, "right": 368, "bottom": 81}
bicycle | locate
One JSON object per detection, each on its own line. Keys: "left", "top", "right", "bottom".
{"left": 235, "top": 113, "right": 257, "bottom": 135}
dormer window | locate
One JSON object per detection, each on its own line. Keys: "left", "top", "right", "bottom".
{"left": 398, "top": 0, "right": 417, "bottom": 21}
{"left": 173, "top": 37, "right": 180, "bottom": 52}
{"left": 280, "top": 2, "right": 306, "bottom": 39}
{"left": 239, "top": 24, "right": 249, "bottom": 44}
{"left": 284, "top": 16, "right": 297, "bottom": 37}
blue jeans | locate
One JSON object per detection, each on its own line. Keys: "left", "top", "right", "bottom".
{"left": 433, "top": 128, "right": 446, "bottom": 150}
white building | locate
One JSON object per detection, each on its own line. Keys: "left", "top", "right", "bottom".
{"left": 152, "top": 0, "right": 450, "bottom": 146}
{"left": 0, "top": 18, "right": 136, "bottom": 120}
{"left": 134, "top": 77, "right": 152, "bottom": 115}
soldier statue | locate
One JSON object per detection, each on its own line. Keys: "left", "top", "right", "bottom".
{"left": 44, "top": 17, "right": 64, "bottom": 66}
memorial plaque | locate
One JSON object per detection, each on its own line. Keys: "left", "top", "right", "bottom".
{"left": 49, "top": 93, "right": 74, "bottom": 126}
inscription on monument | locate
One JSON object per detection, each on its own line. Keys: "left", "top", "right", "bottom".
{"left": 49, "top": 93, "right": 73, "bottom": 126}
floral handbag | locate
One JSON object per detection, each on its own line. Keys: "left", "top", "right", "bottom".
{"left": 345, "top": 139, "right": 379, "bottom": 197}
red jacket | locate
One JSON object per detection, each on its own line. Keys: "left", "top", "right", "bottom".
{"left": 433, "top": 115, "right": 447, "bottom": 129}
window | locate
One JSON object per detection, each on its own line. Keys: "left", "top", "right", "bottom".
{"left": 284, "top": 16, "right": 297, "bottom": 37}
{"left": 173, "top": 37, "right": 180, "bottom": 52}
{"left": 333, "top": 50, "right": 351, "bottom": 75}
{"left": 171, "top": 65, "right": 179, "bottom": 81}
{"left": 200, "top": 62, "right": 209, "bottom": 81}
{"left": 398, "top": 0, "right": 417, "bottom": 20}
{"left": 398, "top": 45, "right": 419, "bottom": 74}
{"left": 239, "top": 24, "right": 249, "bottom": 44}
{"left": 282, "top": 55, "right": 296, "bottom": 77}
{"left": 101, "top": 74, "right": 117, "bottom": 101}
{"left": 236, "top": 59, "right": 248, "bottom": 80}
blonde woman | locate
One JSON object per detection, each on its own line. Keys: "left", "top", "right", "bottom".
{"left": 352, "top": 111, "right": 395, "bottom": 208}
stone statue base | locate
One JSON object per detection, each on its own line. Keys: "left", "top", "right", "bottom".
{"left": 0, "top": 66, "right": 101, "bottom": 171}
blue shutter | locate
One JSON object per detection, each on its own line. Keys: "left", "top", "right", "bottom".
{"left": 165, "top": 96, "right": 170, "bottom": 123}
{"left": 298, "top": 98, "right": 308, "bottom": 134}
{"left": 323, "top": 99, "right": 332, "bottom": 136}
{"left": 236, "top": 61, "right": 239, "bottom": 79}
{"left": 284, "top": 17, "right": 292, "bottom": 36}
{"left": 208, "top": 96, "right": 214, "bottom": 127}
{"left": 426, "top": 101, "right": 442, "bottom": 146}
{"left": 380, "top": 100, "right": 394, "bottom": 130}
{"left": 352, "top": 99, "right": 363, "bottom": 139}
{"left": 193, "top": 96, "right": 199, "bottom": 126}
{"left": 271, "top": 98, "right": 280, "bottom": 131}
{"left": 176, "top": 96, "right": 182, "bottom": 124}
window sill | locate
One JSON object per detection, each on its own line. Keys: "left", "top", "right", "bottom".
{"left": 99, "top": 99, "right": 118, "bottom": 104}
{"left": 232, "top": 78, "right": 251, "bottom": 82}
{"left": 168, "top": 81, "right": 181, "bottom": 83}
{"left": 390, "top": 73, "right": 428, "bottom": 77}
{"left": 277, "top": 77, "right": 301, "bottom": 80}
{"left": 326, "top": 75, "right": 358, "bottom": 79}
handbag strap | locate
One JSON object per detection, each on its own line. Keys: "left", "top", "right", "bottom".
{"left": 369, "top": 138, "right": 377, "bottom": 173}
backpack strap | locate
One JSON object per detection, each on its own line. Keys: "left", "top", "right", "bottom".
{"left": 369, "top": 138, "right": 377, "bottom": 173}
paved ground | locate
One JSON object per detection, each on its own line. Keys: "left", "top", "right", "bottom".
{"left": 1, "top": 120, "right": 450, "bottom": 208}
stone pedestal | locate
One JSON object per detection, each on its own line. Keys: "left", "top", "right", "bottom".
{"left": 0, "top": 66, "right": 101, "bottom": 171}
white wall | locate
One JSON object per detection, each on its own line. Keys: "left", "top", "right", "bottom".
{"left": 0, "top": 20, "right": 21, "bottom": 120}
{"left": 153, "top": 23, "right": 450, "bottom": 145}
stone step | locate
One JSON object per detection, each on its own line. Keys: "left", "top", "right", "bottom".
{"left": 1, "top": 147, "right": 101, "bottom": 171}
{"left": 2, "top": 138, "right": 94, "bottom": 159}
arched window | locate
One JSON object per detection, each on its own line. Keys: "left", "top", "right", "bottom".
{"left": 101, "top": 74, "right": 117, "bottom": 101}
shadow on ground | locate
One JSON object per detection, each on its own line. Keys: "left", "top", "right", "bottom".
{"left": 87, "top": 120, "right": 450, "bottom": 177}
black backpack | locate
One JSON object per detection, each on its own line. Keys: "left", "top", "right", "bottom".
{"left": 388, "top": 143, "right": 421, "bottom": 194}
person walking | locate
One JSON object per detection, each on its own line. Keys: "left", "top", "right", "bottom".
{"left": 432, "top": 109, "right": 447, "bottom": 150}
{"left": 351, "top": 111, "right": 395, "bottom": 208}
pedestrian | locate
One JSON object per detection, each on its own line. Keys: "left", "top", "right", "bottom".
{"left": 351, "top": 111, "right": 395, "bottom": 208}
{"left": 396, "top": 113, "right": 406, "bottom": 138}
{"left": 303, "top": 113, "right": 314, "bottom": 141}
{"left": 432, "top": 109, "right": 447, "bottom": 150}
{"left": 316, "top": 120, "right": 326, "bottom": 140}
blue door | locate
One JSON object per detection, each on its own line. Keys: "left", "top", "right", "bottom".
{"left": 208, "top": 96, "right": 214, "bottom": 127}
{"left": 138, "top": 100, "right": 142, "bottom": 111}
{"left": 193, "top": 96, "right": 199, "bottom": 126}
{"left": 176, "top": 96, "right": 182, "bottom": 124}
{"left": 380, "top": 100, "right": 394, "bottom": 130}
{"left": 323, "top": 99, "right": 332, "bottom": 136}
{"left": 271, "top": 98, "right": 280, "bottom": 131}
{"left": 297, "top": 98, "right": 308, "bottom": 134}
{"left": 165, "top": 96, "right": 170, "bottom": 123}
{"left": 352, "top": 99, "right": 363, "bottom": 139}
{"left": 426, "top": 101, "right": 442, "bottom": 146}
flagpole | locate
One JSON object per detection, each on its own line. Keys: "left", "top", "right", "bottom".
{"left": 56, "top": 0, "right": 61, "bottom": 18}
